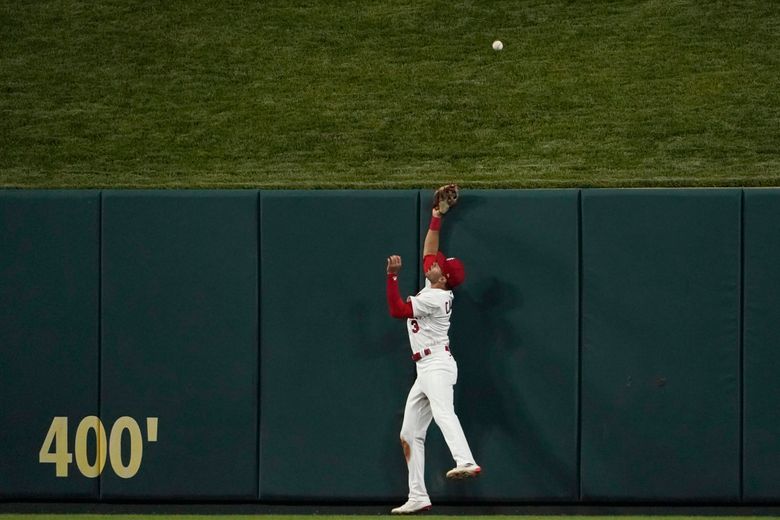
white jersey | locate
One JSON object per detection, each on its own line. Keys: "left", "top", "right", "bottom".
{"left": 406, "top": 278, "right": 454, "bottom": 353}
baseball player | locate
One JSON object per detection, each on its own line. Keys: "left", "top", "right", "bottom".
{"left": 385, "top": 190, "right": 481, "bottom": 515}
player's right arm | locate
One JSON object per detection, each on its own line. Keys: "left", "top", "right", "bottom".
{"left": 386, "top": 255, "right": 414, "bottom": 319}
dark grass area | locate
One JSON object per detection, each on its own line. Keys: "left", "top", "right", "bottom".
{"left": 1, "top": 1, "right": 779, "bottom": 188}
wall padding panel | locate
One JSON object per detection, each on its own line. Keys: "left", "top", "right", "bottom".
{"left": 0, "top": 191, "right": 99, "bottom": 498}
{"left": 581, "top": 189, "right": 740, "bottom": 501}
{"left": 415, "top": 189, "right": 579, "bottom": 502}
{"left": 743, "top": 189, "right": 780, "bottom": 501}
{"left": 100, "top": 191, "right": 258, "bottom": 499}
{"left": 258, "top": 190, "right": 418, "bottom": 501}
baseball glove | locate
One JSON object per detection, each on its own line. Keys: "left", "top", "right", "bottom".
{"left": 432, "top": 184, "right": 460, "bottom": 215}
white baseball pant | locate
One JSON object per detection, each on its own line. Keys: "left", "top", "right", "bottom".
{"left": 399, "top": 352, "right": 476, "bottom": 501}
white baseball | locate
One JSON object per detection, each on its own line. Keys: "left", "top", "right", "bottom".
{"left": 492, "top": 40, "right": 503, "bottom": 51}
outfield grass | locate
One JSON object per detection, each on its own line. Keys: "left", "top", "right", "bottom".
{"left": 3, "top": 517, "right": 780, "bottom": 520}
{"left": 1, "top": 1, "right": 779, "bottom": 189}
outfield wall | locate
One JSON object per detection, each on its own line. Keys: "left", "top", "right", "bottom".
{"left": 0, "top": 189, "right": 778, "bottom": 503}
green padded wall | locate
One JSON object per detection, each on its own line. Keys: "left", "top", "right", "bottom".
{"left": 0, "top": 191, "right": 99, "bottom": 498}
{"left": 581, "top": 189, "right": 740, "bottom": 501}
{"left": 5, "top": 188, "right": 780, "bottom": 504}
{"left": 258, "top": 190, "right": 418, "bottom": 501}
{"left": 743, "top": 189, "right": 780, "bottom": 501}
{"left": 416, "top": 190, "right": 579, "bottom": 502}
{"left": 100, "top": 191, "right": 258, "bottom": 499}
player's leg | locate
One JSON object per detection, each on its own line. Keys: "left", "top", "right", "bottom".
{"left": 419, "top": 366, "right": 479, "bottom": 477}
{"left": 396, "top": 379, "right": 433, "bottom": 510}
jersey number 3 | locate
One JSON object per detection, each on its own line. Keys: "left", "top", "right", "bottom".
{"left": 410, "top": 320, "right": 420, "bottom": 333}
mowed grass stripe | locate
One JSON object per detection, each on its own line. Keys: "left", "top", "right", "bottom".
{"left": 1, "top": 0, "right": 778, "bottom": 188}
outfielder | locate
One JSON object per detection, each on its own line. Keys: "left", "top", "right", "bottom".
{"left": 385, "top": 185, "right": 481, "bottom": 515}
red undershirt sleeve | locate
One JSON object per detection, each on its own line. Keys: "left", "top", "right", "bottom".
{"left": 386, "top": 274, "right": 414, "bottom": 319}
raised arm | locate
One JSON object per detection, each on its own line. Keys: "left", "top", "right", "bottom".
{"left": 424, "top": 183, "right": 459, "bottom": 259}
{"left": 386, "top": 255, "right": 414, "bottom": 319}
{"left": 423, "top": 208, "right": 442, "bottom": 258}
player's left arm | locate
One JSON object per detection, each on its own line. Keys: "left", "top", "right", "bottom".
{"left": 423, "top": 208, "right": 441, "bottom": 259}
{"left": 386, "top": 255, "right": 414, "bottom": 319}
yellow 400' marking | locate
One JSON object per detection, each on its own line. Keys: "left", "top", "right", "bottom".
{"left": 38, "top": 416, "right": 158, "bottom": 478}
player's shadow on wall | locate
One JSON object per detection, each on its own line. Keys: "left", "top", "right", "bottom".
{"left": 446, "top": 277, "right": 575, "bottom": 499}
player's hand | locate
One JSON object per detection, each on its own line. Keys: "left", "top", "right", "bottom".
{"left": 432, "top": 208, "right": 442, "bottom": 218}
{"left": 386, "top": 255, "right": 402, "bottom": 274}
{"left": 432, "top": 184, "right": 459, "bottom": 215}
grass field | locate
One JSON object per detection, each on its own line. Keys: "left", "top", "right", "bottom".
{"left": 1, "top": 0, "right": 778, "bottom": 189}
{"left": 3, "top": 517, "right": 780, "bottom": 520}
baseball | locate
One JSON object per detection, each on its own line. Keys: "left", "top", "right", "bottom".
{"left": 492, "top": 40, "right": 503, "bottom": 51}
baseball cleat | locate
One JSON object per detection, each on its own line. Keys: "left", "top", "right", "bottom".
{"left": 391, "top": 499, "right": 433, "bottom": 514}
{"left": 446, "top": 463, "right": 482, "bottom": 480}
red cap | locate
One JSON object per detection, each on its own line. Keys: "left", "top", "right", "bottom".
{"left": 436, "top": 252, "right": 466, "bottom": 289}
